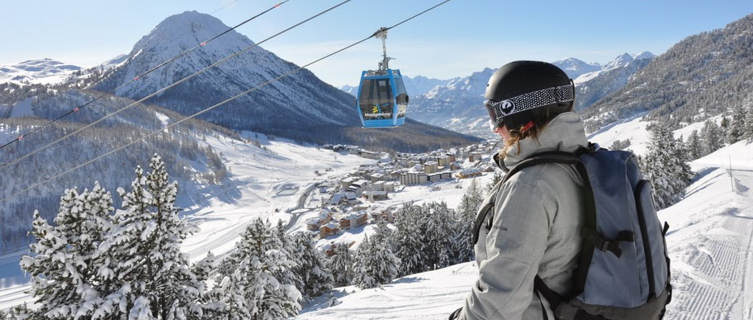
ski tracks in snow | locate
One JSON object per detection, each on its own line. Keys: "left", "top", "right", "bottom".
{"left": 665, "top": 171, "right": 753, "bottom": 320}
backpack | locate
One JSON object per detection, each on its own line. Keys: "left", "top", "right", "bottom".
{"left": 472, "top": 143, "right": 672, "bottom": 320}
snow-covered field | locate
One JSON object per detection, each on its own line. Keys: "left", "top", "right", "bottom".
{"left": 297, "top": 140, "right": 753, "bottom": 320}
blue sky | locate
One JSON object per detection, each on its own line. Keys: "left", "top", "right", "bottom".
{"left": 1, "top": 0, "right": 752, "bottom": 87}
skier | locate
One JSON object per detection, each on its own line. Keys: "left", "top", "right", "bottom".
{"left": 450, "top": 61, "right": 586, "bottom": 320}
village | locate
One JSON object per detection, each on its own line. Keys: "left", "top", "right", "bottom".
{"left": 293, "top": 140, "right": 501, "bottom": 256}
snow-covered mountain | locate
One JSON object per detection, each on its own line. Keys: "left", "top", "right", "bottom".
{"left": 573, "top": 52, "right": 655, "bottom": 111}
{"left": 551, "top": 57, "right": 601, "bottom": 79}
{"left": 582, "top": 13, "right": 753, "bottom": 132}
{"left": 407, "top": 54, "right": 652, "bottom": 138}
{"left": 87, "top": 11, "right": 476, "bottom": 150}
{"left": 341, "top": 75, "right": 450, "bottom": 98}
{"left": 0, "top": 59, "right": 80, "bottom": 85}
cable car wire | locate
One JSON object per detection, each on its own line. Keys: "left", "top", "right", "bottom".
{"left": 0, "top": 0, "right": 290, "bottom": 153}
{"left": 0, "top": 0, "right": 453, "bottom": 203}
{"left": 0, "top": 0, "right": 346, "bottom": 171}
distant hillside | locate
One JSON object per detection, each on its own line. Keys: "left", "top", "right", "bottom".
{"left": 0, "top": 58, "right": 80, "bottom": 85}
{"left": 574, "top": 52, "right": 654, "bottom": 111}
{"left": 0, "top": 89, "right": 239, "bottom": 254}
{"left": 582, "top": 13, "right": 753, "bottom": 132}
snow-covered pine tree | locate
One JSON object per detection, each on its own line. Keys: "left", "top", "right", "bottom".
{"left": 727, "top": 105, "right": 746, "bottom": 144}
{"left": 193, "top": 251, "right": 216, "bottom": 284}
{"left": 368, "top": 227, "right": 400, "bottom": 286}
{"left": 686, "top": 130, "right": 702, "bottom": 160}
{"left": 455, "top": 181, "right": 485, "bottom": 264}
{"left": 351, "top": 236, "right": 377, "bottom": 289}
{"left": 745, "top": 105, "right": 753, "bottom": 140}
{"left": 670, "top": 135, "right": 694, "bottom": 188}
{"left": 214, "top": 218, "right": 301, "bottom": 319}
{"left": 328, "top": 243, "right": 354, "bottom": 286}
{"left": 371, "top": 216, "right": 394, "bottom": 250}
{"left": 206, "top": 259, "right": 254, "bottom": 320}
{"left": 98, "top": 154, "right": 203, "bottom": 319}
{"left": 642, "top": 127, "right": 691, "bottom": 209}
{"left": 423, "top": 202, "right": 454, "bottom": 269}
{"left": 291, "top": 233, "right": 334, "bottom": 301}
{"left": 392, "top": 204, "right": 425, "bottom": 276}
{"left": 21, "top": 182, "right": 115, "bottom": 319}
{"left": 352, "top": 231, "right": 399, "bottom": 289}
{"left": 274, "top": 219, "right": 303, "bottom": 294}
{"left": 701, "top": 119, "right": 724, "bottom": 155}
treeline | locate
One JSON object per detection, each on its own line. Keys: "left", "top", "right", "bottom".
{"left": 4, "top": 154, "right": 492, "bottom": 319}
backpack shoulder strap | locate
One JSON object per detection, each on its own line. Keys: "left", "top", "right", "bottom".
{"left": 471, "top": 151, "right": 584, "bottom": 245}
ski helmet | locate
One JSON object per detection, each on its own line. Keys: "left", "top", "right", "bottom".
{"left": 484, "top": 61, "right": 575, "bottom": 131}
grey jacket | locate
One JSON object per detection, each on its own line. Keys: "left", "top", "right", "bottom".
{"left": 462, "top": 112, "right": 588, "bottom": 320}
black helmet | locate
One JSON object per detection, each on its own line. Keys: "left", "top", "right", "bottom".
{"left": 484, "top": 61, "right": 575, "bottom": 131}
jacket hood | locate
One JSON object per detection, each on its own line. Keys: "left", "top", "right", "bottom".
{"left": 496, "top": 111, "right": 588, "bottom": 171}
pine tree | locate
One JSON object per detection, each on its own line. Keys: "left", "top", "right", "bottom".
{"left": 351, "top": 237, "right": 377, "bottom": 289}
{"left": 291, "top": 233, "right": 334, "bottom": 301}
{"left": 98, "top": 154, "right": 203, "bottom": 319}
{"left": 368, "top": 230, "right": 400, "bottom": 286}
{"left": 701, "top": 120, "right": 723, "bottom": 155}
{"left": 21, "top": 182, "right": 115, "bottom": 319}
{"left": 686, "top": 130, "right": 702, "bottom": 160}
{"left": 393, "top": 205, "right": 425, "bottom": 276}
{"left": 423, "top": 202, "right": 454, "bottom": 269}
{"left": 727, "top": 105, "right": 746, "bottom": 144}
{"left": 214, "top": 218, "right": 301, "bottom": 319}
{"left": 328, "top": 243, "right": 354, "bottom": 286}
{"left": 745, "top": 105, "right": 753, "bottom": 140}
{"left": 352, "top": 233, "right": 400, "bottom": 289}
{"left": 193, "top": 251, "right": 216, "bottom": 284}
{"left": 642, "top": 127, "right": 692, "bottom": 209}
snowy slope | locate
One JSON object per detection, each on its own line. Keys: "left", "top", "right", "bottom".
{"left": 0, "top": 59, "right": 80, "bottom": 85}
{"left": 297, "top": 141, "right": 753, "bottom": 320}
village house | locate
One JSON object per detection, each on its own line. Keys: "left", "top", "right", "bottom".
{"left": 428, "top": 171, "right": 453, "bottom": 183}
{"left": 424, "top": 161, "right": 439, "bottom": 174}
{"left": 359, "top": 150, "right": 382, "bottom": 160}
{"left": 399, "top": 171, "right": 428, "bottom": 186}
{"left": 339, "top": 211, "right": 369, "bottom": 230}
{"left": 305, "top": 209, "right": 332, "bottom": 231}
{"left": 469, "top": 152, "right": 484, "bottom": 162}
{"left": 362, "top": 190, "right": 388, "bottom": 202}
{"left": 383, "top": 181, "right": 399, "bottom": 192}
{"left": 456, "top": 168, "right": 482, "bottom": 179}
{"left": 371, "top": 208, "right": 395, "bottom": 222}
{"left": 319, "top": 222, "right": 340, "bottom": 238}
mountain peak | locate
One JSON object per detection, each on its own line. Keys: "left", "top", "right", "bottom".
{"left": 552, "top": 58, "right": 601, "bottom": 79}
{"left": 132, "top": 11, "right": 254, "bottom": 55}
{"left": 634, "top": 51, "right": 655, "bottom": 60}
{"left": 604, "top": 53, "right": 634, "bottom": 70}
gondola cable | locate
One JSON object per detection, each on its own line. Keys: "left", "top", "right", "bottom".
{"left": 0, "top": 0, "right": 290, "bottom": 152}
{"left": 0, "top": 0, "right": 453, "bottom": 204}
{"left": 0, "top": 0, "right": 345, "bottom": 171}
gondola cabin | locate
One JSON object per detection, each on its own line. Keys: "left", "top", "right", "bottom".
{"left": 356, "top": 69, "right": 409, "bottom": 128}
